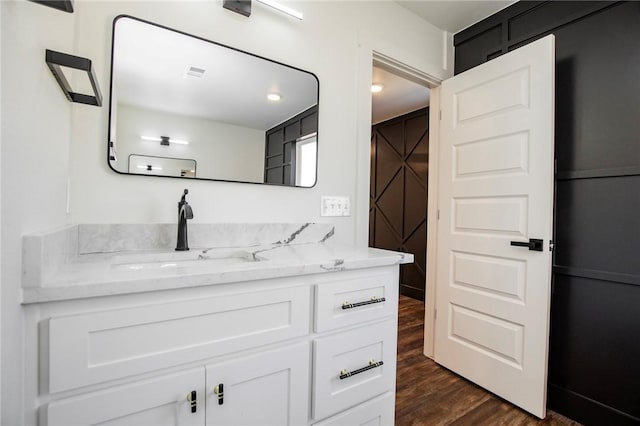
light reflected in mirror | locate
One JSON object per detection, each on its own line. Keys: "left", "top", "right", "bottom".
{"left": 108, "top": 15, "right": 319, "bottom": 187}
{"left": 128, "top": 155, "right": 197, "bottom": 178}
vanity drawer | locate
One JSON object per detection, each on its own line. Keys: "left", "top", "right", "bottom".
{"left": 312, "top": 392, "right": 394, "bottom": 426}
{"left": 312, "top": 320, "right": 397, "bottom": 420}
{"left": 48, "top": 285, "right": 310, "bottom": 393}
{"left": 315, "top": 270, "right": 398, "bottom": 332}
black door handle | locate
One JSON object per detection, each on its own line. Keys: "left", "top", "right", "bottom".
{"left": 510, "top": 238, "right": 543, "bottom": 251}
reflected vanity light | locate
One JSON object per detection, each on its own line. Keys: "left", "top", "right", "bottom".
{"left": 371, "top": 84, "right": 384, "bottom": 93}
{"left": 256, "top": 0, "right": 303, "bottom": 20}
{"left": 141, "top": 136, "right": 189, "bottom": 145}
{"left": 136, "top": 165, "right": 163, "bottom": 171}
{"left": 267, "top": 93, "right": 281, "bottom": 102}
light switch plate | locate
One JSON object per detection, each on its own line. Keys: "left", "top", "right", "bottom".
{"left": 321, "top": 196, "right": 350, "bottom": 217}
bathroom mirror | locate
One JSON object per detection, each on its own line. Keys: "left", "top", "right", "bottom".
{"left": 108, "top": 15, "right": 319, "bottom": 187}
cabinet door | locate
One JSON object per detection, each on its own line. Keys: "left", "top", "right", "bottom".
{"left": 46, "top": 368, "right": 204, "bottom": 426}
{"left": 205, "top": 343, "right": 310, "bottom": 426}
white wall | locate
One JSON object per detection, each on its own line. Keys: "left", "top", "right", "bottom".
{"left": 1, "top": 1, "right": 452, "bottom": 424}
{"left": 116, "top": 104, "right": 265, "bottom": 182}
{"left": 1, "top": 2, "right": 76, "bottom": 424}
{"left": 69, "top": 1, "right": 452, "bottom": 242}
{"left": 0, "top": 1, "right": 3, "bottom": 418}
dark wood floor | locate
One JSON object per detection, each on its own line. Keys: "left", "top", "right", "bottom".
{"left": 395, "top": 296, "right": 582, "bottom": 426}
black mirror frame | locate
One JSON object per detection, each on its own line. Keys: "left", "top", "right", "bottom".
{"left": 106, "top": 14, "right": 319, "bottom": 188}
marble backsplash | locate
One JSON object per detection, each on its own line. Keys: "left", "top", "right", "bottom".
{"left": 77, "top": 223, "right": 335, "bottom": 253}
{"left": 22, "top": 223, "right": 335, "bottom": 287}
{"left": 22, "top": 225, "right": 78, "bottom": 288}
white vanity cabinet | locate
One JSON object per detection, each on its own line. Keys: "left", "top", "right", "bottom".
{"left": 27, "top": 266, "right": 401, "bottom": 426}
{"left": 46, "top": 344, "right": 309, "bottom": 426}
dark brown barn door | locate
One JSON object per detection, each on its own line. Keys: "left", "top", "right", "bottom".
{"left": 369, "top": 108, "right": 428, "bottom": 300}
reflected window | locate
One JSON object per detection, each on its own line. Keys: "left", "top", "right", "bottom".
{"left": 295, "top": 134, "right": 317, "bottom": 187}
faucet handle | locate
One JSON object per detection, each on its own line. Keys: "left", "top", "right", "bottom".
{"left": 180, "top": 189, "right": 189, "bottom": 203}
{"left": 183, "top": 204, "right": 194, "bottom": 220}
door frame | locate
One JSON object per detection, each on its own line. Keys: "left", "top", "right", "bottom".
{"left": 423, "top": 86, "right": 440, "bottom": 358}
{"left": 356, "top": 45, "right": 442, "bottom": 359}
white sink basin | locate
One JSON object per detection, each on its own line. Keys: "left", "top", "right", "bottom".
{"left": 111, "top": 249, "right": 258, "bottom": 271}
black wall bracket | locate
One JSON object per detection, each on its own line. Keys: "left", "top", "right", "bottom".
{"left": 45, "top": 49, "right": 103, "bottom": 107}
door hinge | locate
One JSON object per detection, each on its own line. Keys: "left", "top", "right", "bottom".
{"left": 434, "top": 308, "right": 437, "bottom": 320}
{"left": 437, "top": 209, "right": 440, "bottom": 220}
{"left": 439, "top": 110, "right": 442, "bottom": 120}
{"left": 549, "top": 240, "right": 554, "bottom": 252}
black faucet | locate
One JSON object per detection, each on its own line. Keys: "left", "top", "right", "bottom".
{"left": 176, "top": 189, "right": 194, "bottom": 251}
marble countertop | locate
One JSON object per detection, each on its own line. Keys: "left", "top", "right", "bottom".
{"left": 22, "top": 224, "right": 413, "bottom": 304}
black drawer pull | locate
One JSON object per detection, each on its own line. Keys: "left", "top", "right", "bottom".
{"left": 510, "top": 238, "right": 543, "bottom": 251}
{"left": 339, "top": 359, "right": 384, "bottom": 380}
{"left": 342, "top": 297, "right": 386, "bottom": 310}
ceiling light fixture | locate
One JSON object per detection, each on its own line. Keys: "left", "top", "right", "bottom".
{"left": 223, "top": 0, "right": 252, "bottom": 17}
{"left": 30, "top": 0, "right": 74, "bottom": 13}
{"left": 141, "top": 136, "right": 189, "bottom": 145}
{"left": 256, "top": 0, "right": 303, "bottom": 20}
{"left": 371, "top": 84, "right": 384, "bottom": 93}
{"left": 267, "top": 93, "right": 281, "bottom": 102}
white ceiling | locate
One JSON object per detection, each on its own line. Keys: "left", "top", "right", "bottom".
{"left": 371, "top": 66, "right": 429, "bottom": 125}
{"left": 395, "top": 0, "right": 517, "bottom": 34}
{"left": 113, "top": 17, "right": 317, "bottom": 131}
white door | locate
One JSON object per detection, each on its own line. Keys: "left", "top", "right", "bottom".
{"left": 434, "top": 35, "right": 555, "bottom": 418}
{"left": 46, "top": 368, "right": 205, "bottom": 426}
{"left": 205, "top": 343, "right": 310, "bottom": 426}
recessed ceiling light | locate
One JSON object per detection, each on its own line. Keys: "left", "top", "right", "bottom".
{"left": 267, "top": 93, "right": 281, "bottom": 102}
{"left": 371, "top": 84, "right": 384, "bottom": 93}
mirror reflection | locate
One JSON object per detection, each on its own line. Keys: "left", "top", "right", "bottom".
{"left": 128, "top": 155, "right": 196, "bottom": 178}
{"left": 108, "top": 15, "right": 319, "bottom": 187}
